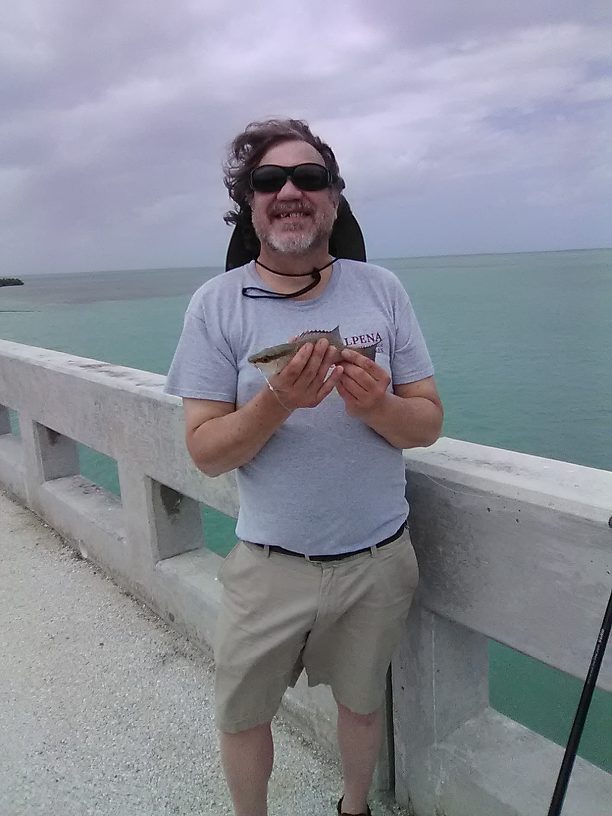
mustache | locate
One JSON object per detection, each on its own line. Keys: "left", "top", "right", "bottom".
{"left": 269, "top": 203, "right": 314, "bottom": 217}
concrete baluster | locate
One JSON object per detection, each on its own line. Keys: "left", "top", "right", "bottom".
{"left": 0, "top": 404, "right": 24, "bottom": 498}
{"left": 116, "top": 460, "right": 202, "bottom": 596}
{"left": 20, "top": 415, "right": 79, "bottom": 505}
{"left": 371, "top": 669, "right": 395, "bottom": 794}
{"left": 0, "top": 405, "right": 10, "bottom": 435}
{"left": 392, "top": 604, "right": 489, "bottom": 813}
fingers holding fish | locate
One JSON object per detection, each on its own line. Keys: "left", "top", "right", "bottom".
{"left": 336, "top": 351, "right": 391, "bottom": 417}
{"left": 293, "top": 339, "right": 343, "bottom": 400}
{"left": 336, "top": 375, "right": 388, "bottom": 418}
{"left": 281, "top": 339, "right": 329, "bottom": 385}
{"left": 281, "top": 340, "right": 315, "bottom": 379}
{"left": 339, "top": 352, "right": 390, "bottom": 392}
{"left": 269, "top": 339, "right": 343, "bottom": 410}
{"left": 299, "top": 338, "right": 334, "bottom": 386}
{"left": 340, "top": 348, "right": 386, "bottom": 376}
{"left": 314, "top": 358, "right": 344, "bottom": 404}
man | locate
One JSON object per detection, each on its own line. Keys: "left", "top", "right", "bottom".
{"left": 165, "top": 119, "right": 443, "bottom": 816}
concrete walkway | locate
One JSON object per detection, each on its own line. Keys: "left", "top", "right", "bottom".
{"left": 0, "top": 490, "right": 408, "bottom": 816}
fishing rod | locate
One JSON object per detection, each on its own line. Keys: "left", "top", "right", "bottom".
{"left": 547, "top": 586, "right": 612, "bottom": 816}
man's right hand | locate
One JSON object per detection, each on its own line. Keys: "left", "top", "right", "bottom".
{"left": 268, "top": 338, "right": 343, "bottom": 411}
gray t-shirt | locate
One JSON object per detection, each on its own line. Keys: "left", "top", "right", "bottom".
{"left": 165, "top": 259, "right": 434, "bottom": 556}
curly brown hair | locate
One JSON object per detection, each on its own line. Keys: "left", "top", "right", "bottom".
{"left": 223, "top": 118, "right": 345, "bottom": 253}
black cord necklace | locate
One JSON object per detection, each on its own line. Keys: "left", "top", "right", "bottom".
{"left": 241, "top": 257, "right": 337, "bottom": 300}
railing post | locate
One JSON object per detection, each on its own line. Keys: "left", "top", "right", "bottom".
{"left": 19, "top": 414, "right": 79, "bottom": 505}
{"left": 150, "top": 481, "right": 203, "bottom": 561}
{"left": 371, "top": 668, "right": 395, "bottom": 794}
{"left": 117, "top": 461, "right": 202, "bottom": 584}
{"left": 392, "top": 602, "right": 489, "bottom": 813}
{"left": 0, "top": 405, "right": 10, "bottom": 435}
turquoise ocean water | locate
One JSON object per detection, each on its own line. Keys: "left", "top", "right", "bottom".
{"left": 1, "top": 249, "right": 610, "bottom": 771}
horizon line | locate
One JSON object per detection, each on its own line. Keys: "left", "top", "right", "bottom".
{"left": 12, "top": 245, "right": 612, "bottom": 277}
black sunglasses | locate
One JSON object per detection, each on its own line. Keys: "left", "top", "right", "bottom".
{"left": 249, "top": 163, "right": 335, "bottom": 194}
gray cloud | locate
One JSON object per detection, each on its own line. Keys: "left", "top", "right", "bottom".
{"left": 1, "top": 1, "right": 611, "bottom": 274}
{"left": 356, "top": 0, "right": 612, "bottom": 44}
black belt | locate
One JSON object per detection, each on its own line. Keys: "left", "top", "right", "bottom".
{"left": 249, "top": 522, "right": 407, "bottom": 562}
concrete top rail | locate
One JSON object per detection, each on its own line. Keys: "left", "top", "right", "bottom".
{"left": 0, "top": 338, "right": 239, "bottom": 516}
{"left": 1, "top": 338, "right": 611, "bottom": 816}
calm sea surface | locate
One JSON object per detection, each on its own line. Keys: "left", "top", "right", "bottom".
{"left": 1, "top": 248, "right": 611, "bottom": 771}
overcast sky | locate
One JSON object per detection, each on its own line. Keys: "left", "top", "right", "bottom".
{"left": 2, "top": 1, "right": 611, "bottom": 275}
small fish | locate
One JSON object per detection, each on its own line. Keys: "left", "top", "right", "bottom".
{"left": 248, "top": 325, "right": 378, "bottom": 377}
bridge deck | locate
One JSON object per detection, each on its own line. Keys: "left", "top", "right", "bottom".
{"left": 0, "top": 490, "right": 405, "bottom": 816}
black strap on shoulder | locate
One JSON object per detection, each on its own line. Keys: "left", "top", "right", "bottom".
{"left": 225, "top": 194, "right": 367, "bottom": 271}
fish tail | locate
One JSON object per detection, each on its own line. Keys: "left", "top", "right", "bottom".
{"left": 349, "top": 342, "right": 379, "bottom": 361}
{"left": 329, "top": 325, "right": 342, "bottom": 344}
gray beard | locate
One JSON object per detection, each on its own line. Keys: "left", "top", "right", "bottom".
{"left": 264, "top": 228, "right": 327, "bottom": 255}
{"left": 253, "top": 208, "right": 337, "bottom": 256}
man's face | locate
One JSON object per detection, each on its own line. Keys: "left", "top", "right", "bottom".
{"left": 250, "top": 140, "right": 338, "bottom": 256}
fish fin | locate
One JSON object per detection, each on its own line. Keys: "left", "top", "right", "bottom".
{"left": 295, "top": 326, "right": 343, "bottom": 346}
{"left": 295, "top": 326, "right": 339, "bottom": 339}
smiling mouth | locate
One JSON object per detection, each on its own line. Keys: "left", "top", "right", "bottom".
{"left": 275, "top": 211, "right": 310, "bottom": 219}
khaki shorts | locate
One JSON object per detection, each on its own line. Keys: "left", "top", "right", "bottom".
{"left": 214, "top": 527, "right": 419, "bottom": 733}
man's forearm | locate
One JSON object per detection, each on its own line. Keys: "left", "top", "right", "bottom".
{"left": 359, "top": 392, "right": 443, "bottom": 449}
{"left": 188, "top": 340, "right": 346, "bottom": 476}
{"left": 188, "top": 387, "right": 290, "bottom": 476}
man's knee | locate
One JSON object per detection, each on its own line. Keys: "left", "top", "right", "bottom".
{"left": 337, "top": 701, "right": 382, "bottom": 727}
{"left": 219, "top": 720, "right": 272, "bottom": 739}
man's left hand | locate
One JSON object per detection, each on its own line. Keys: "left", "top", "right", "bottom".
{"left": 336, "top": 349, "right": 391, "bottom": 418}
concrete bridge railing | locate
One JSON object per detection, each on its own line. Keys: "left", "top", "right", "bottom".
{"left": 1, "top": 338, "right": 610, "bottom": 816}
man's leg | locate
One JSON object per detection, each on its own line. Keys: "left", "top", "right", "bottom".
{"left": 220, "top": 722, "right": 274, "bottom": 816}
{"left": 336, "top": 702, "right": 383, "bottom": 814}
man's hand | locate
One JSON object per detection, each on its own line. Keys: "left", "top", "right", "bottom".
{"left": 336, "top": 348, "right": 391, "bottom": 418}
{"left": 336, "top": 351, "right": 443, "bottom": 448}
{"left": 184, "top": 340, "right": 343, "bottom": 477}
{"left": 269, "top": 339, "right": 343, "bottom": 411}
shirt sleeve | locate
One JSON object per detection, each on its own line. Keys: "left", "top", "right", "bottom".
{"left": 391, "top": 295, "right": 435, "bottom": 385}
{"left": 164, "top": 307, "right": 237, "bottom": 402}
